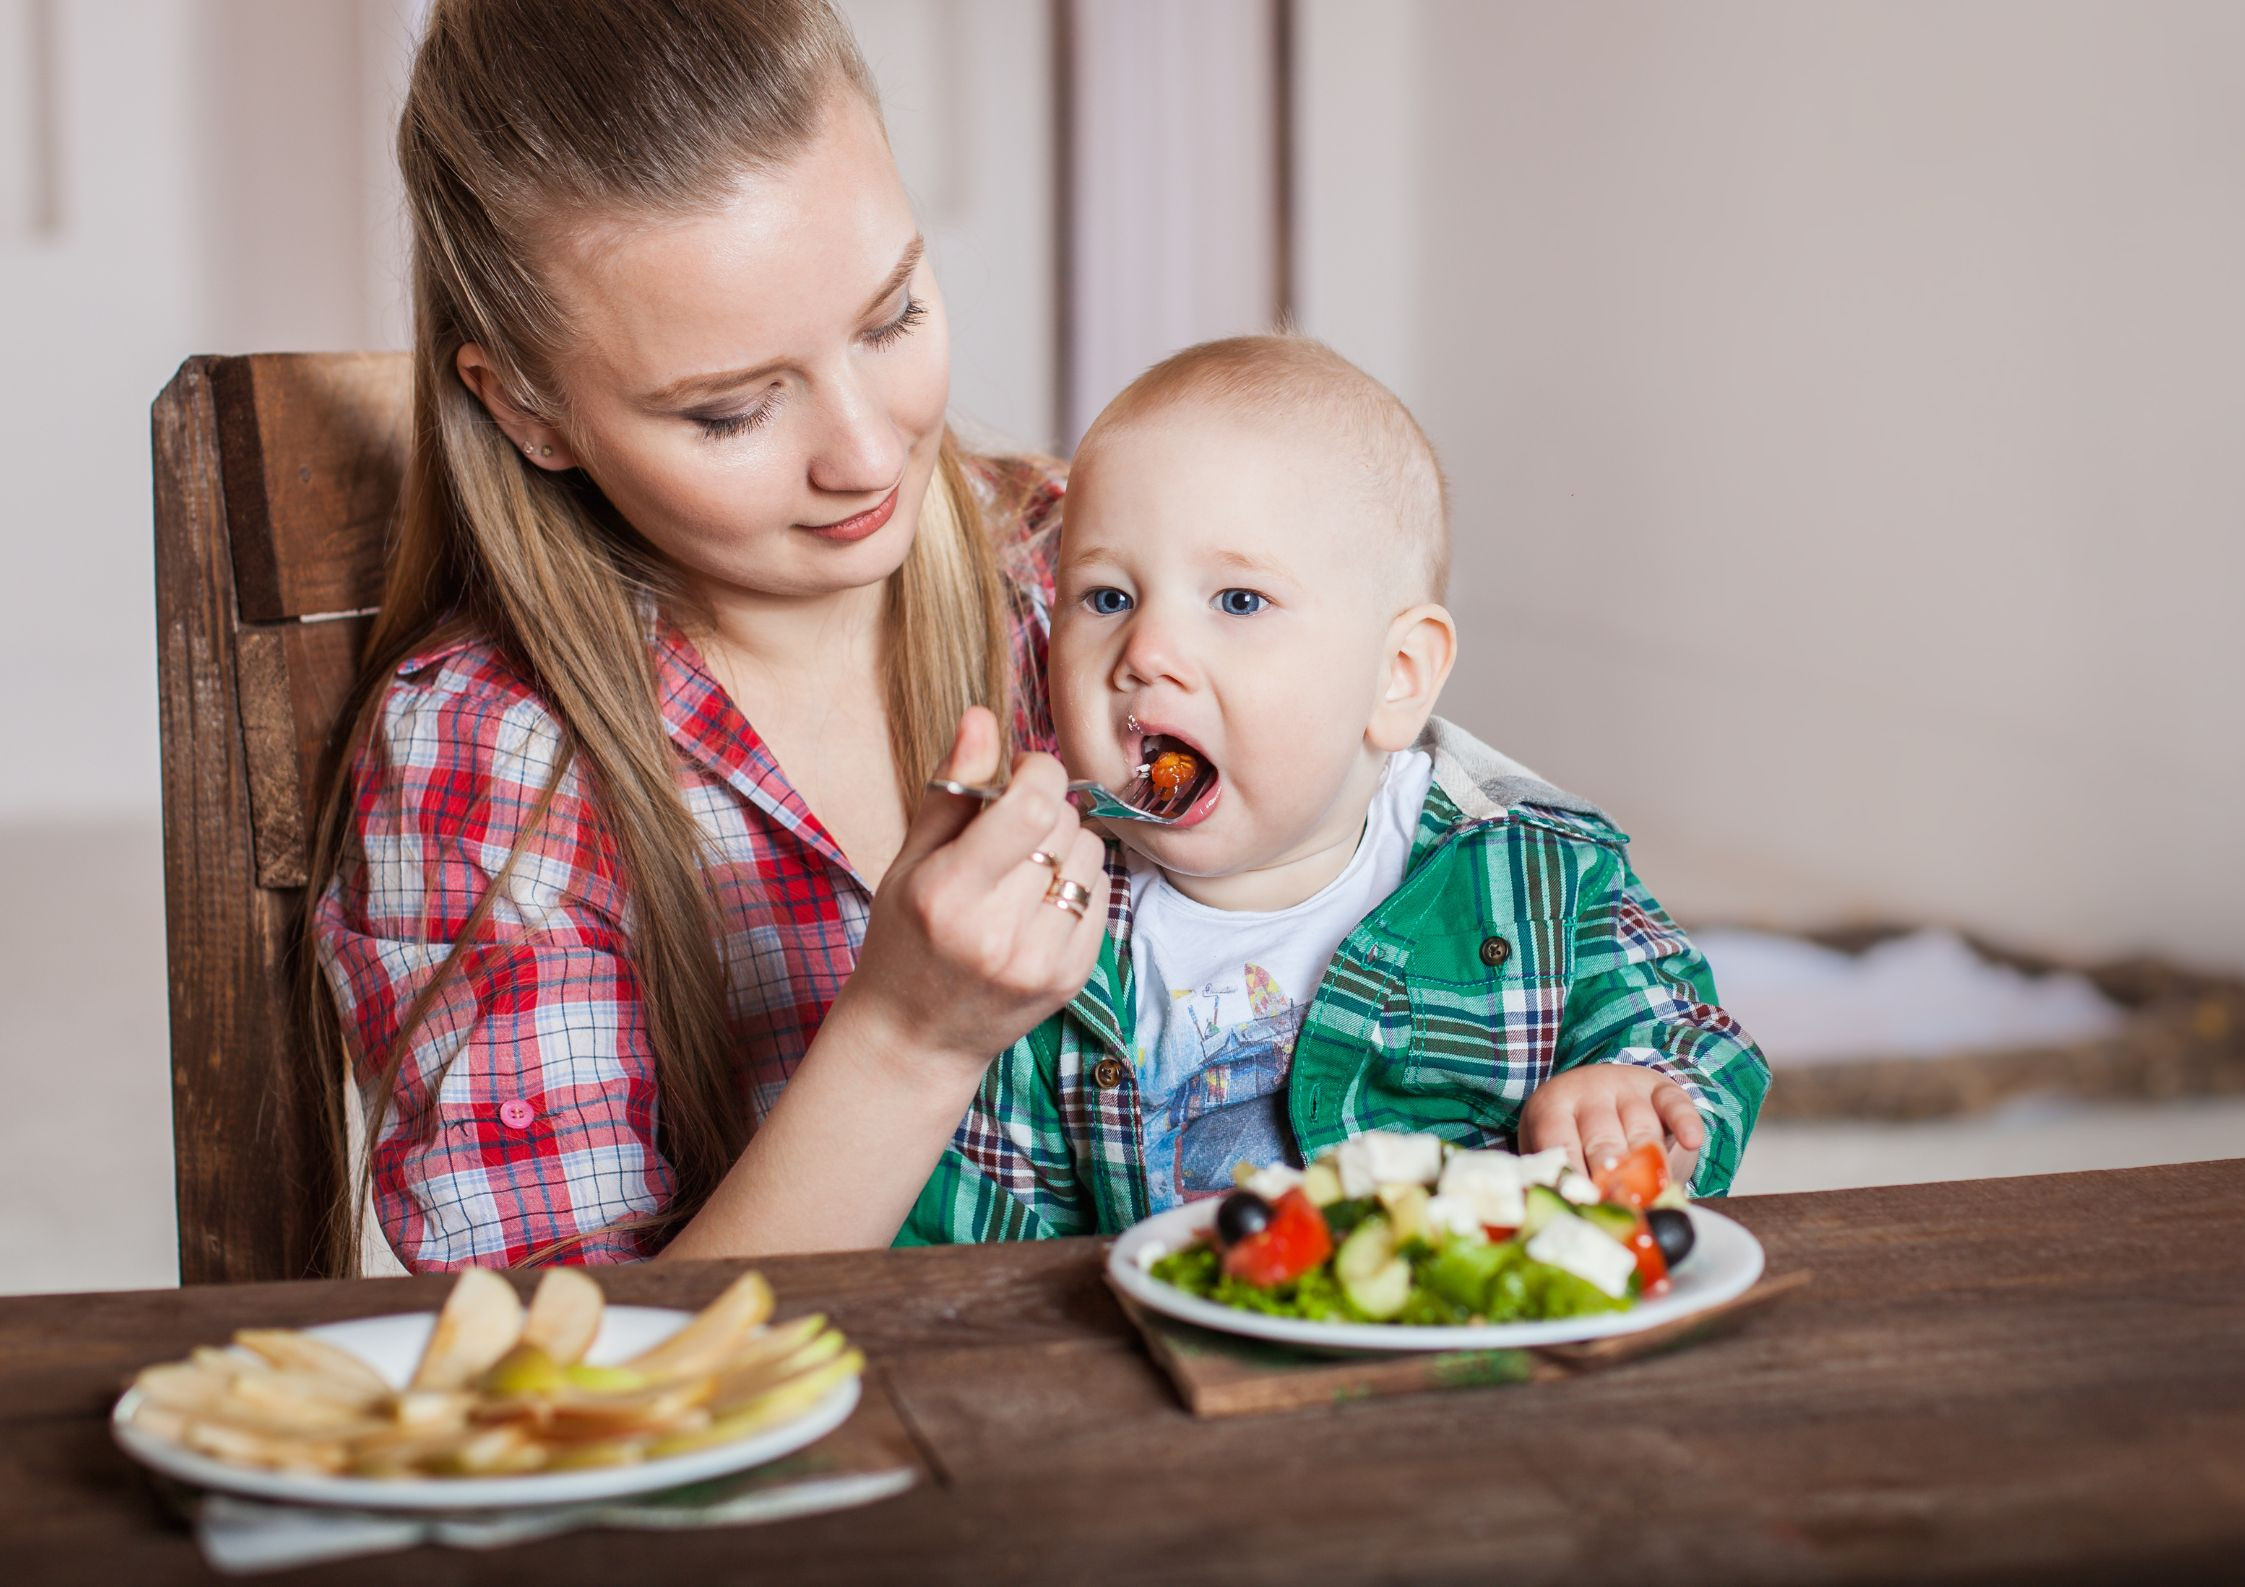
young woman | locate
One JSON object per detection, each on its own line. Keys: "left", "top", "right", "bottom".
{"left": 309, "top": 0, "right": 1105, "bottom": 1271}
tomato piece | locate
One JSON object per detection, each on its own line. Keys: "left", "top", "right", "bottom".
{"left": 1625, "top": 1216, "right": 1671, "bottom": 1297}
{"left": 1481, "top": 1225, "right": 1518, "bottom": 1242}
{"left": 1593, "top": 1141, "right": 1669, "bottom": 1211}
{"left": 1220, "top": 1189, "right": 1333, "bottom": 1287}
{"left": 1149, "top": 749, "right": 1198, "bottom": 801}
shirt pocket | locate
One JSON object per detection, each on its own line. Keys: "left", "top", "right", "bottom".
{"left": 1401, "top": 918, "right": 1574, "bottom": 1117}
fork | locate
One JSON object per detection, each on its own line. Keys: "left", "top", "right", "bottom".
{"left": 923, "top": 774, "right": 1191, "bottom": 827}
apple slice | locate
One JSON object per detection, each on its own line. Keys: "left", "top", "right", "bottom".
{"left": 522, "top": 1267, "right": 604, "bottom": 1365}
{"left": 618, "top": 1272, "right": 773, "bottom": 1382}
{"left": 407, "top": 1268, "right": 526, "bottom": 1392}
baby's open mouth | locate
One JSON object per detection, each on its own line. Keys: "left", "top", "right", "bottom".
{"left": 1128, "top": 732, "right": 1219, "bottom": 819}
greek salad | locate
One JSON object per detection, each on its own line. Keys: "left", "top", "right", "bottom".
{"left": 1142, "top": 1132, "right": 1699, "bottom": 1327}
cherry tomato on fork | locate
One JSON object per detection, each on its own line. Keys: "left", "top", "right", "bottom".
{"left": 1219, "top": 1189, "right": 1333, "bottom": 1288}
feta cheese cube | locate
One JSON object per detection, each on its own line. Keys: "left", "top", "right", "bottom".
{"left": 1556, "top": 1167, "right": 1601, "bottom": 1205}
{"left": 1422, "top": 1194, "right": 1486, "bottom": 1242}
{"left": 1524, "top": 1216, "right": 1637, "bottom": 1298}
{"left": 1241, "top": 1163, "right": 1304, "bottom": 1202}
{"left": 1511, "top": 1147, "right": 1571, "bottom": 1187}
{"left": 1437, "top": 1151, "right": 1528, "bottom": 1229}
{"left": 1335, "top": 1132, "right": 1444, "bottom": 1198}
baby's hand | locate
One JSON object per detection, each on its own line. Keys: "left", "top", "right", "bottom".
{"left": 1520, "top": 1065, "right": 1706, "bottom": 1190}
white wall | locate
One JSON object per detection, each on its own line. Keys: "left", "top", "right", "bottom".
{"left": 1297, "top": 0, "right": 2245, "bottom": 973}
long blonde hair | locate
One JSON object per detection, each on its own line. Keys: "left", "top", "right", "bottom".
{"left": 306, "top": 0, "right": 1019, "bottom": 1272}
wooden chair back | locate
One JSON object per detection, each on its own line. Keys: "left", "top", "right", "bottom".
{"left": 152, "top": 353, "right": 409, "bottom": 1283}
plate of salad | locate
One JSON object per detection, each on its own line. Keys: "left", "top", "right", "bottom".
{"left": 1107, "top": 1131, "right": 1765, "bottom": 1353}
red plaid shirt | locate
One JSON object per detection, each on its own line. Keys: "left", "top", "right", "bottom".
{"left": 313, "top": 463, "right": 1064, "bottom": 1271}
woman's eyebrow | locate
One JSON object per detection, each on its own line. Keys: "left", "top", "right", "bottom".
{"left": 639, "top": 236, "right": 926, "bottom": 409}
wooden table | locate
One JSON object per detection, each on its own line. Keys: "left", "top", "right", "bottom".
{"left": 5, "top": 1161, "right": 2241, "bottom": 1585}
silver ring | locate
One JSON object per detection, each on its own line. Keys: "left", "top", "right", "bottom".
{"left": 1043, "top": 876, "right": 1092, "bottom": 917}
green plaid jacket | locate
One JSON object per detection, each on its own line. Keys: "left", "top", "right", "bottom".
{"left": 899, "top": 719, "right": 1770, "bottom": 1245}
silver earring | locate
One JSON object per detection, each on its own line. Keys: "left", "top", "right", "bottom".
{"left": 522, "top": 441, "right": 535, "bottom": 454}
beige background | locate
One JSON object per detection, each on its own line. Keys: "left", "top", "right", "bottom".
{"left": 1299, "top": 0, "right": 2245, "bottom": 975}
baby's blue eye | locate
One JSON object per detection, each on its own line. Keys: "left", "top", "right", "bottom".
{"left": 1082, "top": 587, "right": 1134, "bottom": 616}
{"left": 1215, "top": 588, "right": 1268, "bottom": 616}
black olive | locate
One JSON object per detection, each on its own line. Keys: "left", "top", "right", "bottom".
{"left": 1647, "top": 1207, "right": 1696, "bottom": 1266}
{"left": 1214, "top": 1190, "right": 1274, "bottom": 1247}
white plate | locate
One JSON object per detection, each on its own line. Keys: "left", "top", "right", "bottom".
{"left": 111, "top": 1305, "right": 859, "bottom": 1511}
{"left": 1109, "top": 1202, "right": 1765, "bottom": 1353}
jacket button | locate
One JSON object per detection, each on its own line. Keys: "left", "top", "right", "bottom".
{"left": 1091, "top": 1056, "right": 1128, "bottom": 1090}
{"left": 1479, "top": 935, "right": 1512, "bottom": 968}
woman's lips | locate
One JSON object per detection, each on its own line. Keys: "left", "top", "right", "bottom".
{"left": 800, "top": 485, "right": 900, "bottom": 543}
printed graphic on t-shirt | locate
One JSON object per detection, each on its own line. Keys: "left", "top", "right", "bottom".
{"left": 1139, "top": 962, "right": 1307, "bottom": 1204}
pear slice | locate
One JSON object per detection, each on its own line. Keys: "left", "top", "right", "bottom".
{"left": 407, "top": 1268, "right": 526, "bottom": 1392}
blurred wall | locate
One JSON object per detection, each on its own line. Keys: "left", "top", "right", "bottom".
{"left": 1297, "top": 0, "right": 2245, "bottom": 973}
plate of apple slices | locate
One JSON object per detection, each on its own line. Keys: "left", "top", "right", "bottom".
{"left": 111, "top": 1268, "right": 863, "bottom": 1509}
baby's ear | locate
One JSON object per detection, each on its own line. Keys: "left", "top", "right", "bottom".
{"left": 1367, "top": 603, "right": 1457, "bottom": 753}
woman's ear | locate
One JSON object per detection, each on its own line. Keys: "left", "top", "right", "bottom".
{"left": 455, "top": 343, "right": 581, "bottom": 470}
{"left": 1367, "top": 603, "right": 1458, "bottom": 754}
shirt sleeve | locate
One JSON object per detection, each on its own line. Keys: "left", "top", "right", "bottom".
{"left": 311, "top": 657, "right": 673, "bottom": 1270}
{"left": 1553, "top": 845, "right": 1771, "bottom": 1196}
{"left": 895, "top": 1021, "right": 1097, "bottom": 1244}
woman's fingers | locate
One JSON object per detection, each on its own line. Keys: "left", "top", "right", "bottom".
{"left": 938, "top": 752, "right": 1074, "bottom": 885}
{"left": 891, "top": 706, "right": 1005, "bottom": 874}
{"left": 1652, "top": 1082, "right": 1707, "bottom": 1150}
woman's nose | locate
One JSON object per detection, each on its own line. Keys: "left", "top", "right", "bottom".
{"left": 805, "top": 372, "right": 907, "bottom": 497}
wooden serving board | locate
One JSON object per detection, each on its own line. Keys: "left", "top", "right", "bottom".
{"left": 1110, "top": 1270, "right": 1811, "bottom": 1418}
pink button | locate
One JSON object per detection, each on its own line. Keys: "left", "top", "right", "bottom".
{"left": 498, "top": 1099, "right": 535, "bottom": 1130}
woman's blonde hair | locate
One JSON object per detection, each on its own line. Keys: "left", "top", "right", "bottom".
{"left": 305, "top": 0, "right": 1019, "bottom": 1272}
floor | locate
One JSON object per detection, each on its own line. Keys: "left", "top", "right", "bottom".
{"left": 0, "top": 816, "right": 2238, "bottom": 1296}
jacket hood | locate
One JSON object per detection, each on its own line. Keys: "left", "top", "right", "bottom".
{"left": 1414, "top": 716, "right": 1611, "bottom": 827}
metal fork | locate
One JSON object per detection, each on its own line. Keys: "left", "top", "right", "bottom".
{"left": 923, "top": 774, "right": 1192, "bottom": 827}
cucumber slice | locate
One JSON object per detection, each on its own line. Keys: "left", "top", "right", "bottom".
{"left": 1334, "top": 1217, "right": 1411, "bottom": 1320}
{"left": 1518, "top": 1183, "right": 1574, "bottom": 1240}
{"left": 1577, "top": 1202, "right": 1640, "bottom": 1242}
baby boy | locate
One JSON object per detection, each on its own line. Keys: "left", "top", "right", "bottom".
{"left": 906, "top": 335, "right": 1768, "bottom": 1240}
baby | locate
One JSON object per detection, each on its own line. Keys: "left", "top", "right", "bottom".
{"left": 906, "top": 335, "right": 1768, "bottom": 1241}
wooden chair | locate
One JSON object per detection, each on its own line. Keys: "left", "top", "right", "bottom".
{"left": 152, "top": 353, "right": 409, "bottom": 1284}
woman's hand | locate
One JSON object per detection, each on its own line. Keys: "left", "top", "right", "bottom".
{"left": 1520, "top": 1064, "right": 1706, "bottom": 1189}
{"left": 835, "top": 706, "right": 1111, "bottom": 1080}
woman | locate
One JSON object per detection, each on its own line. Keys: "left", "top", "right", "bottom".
{"left": 309, "top": 0, "right": 1104, "bottom": 1272}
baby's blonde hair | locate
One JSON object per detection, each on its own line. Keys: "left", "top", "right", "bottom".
{"left": 1078, "top": 333, "right": 1450, "bottom": 602}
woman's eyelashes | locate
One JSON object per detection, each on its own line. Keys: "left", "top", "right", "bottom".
{"left": 692, "top": 389, "right": 783, "bottom": 441}
{"left": 864, "top": 295, "right": 927, "bottom": 350}
{"left": 689, "top": 298, "right": 927, "bottom": 441}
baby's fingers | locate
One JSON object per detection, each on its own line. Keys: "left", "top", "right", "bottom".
{"left": 1517, "top": 1099, "right": 1584, "bottom": 1177}
{"left": 1652, "top": 1082, "right": 1707, "bottom": 1151}
{"left": 1574, "top": 1103, "right": 1631, "bottom": 1181}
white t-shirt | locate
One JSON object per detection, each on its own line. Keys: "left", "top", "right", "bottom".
{"left": 1127, "top": 749, "right": 1436, "bottom": 1212}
